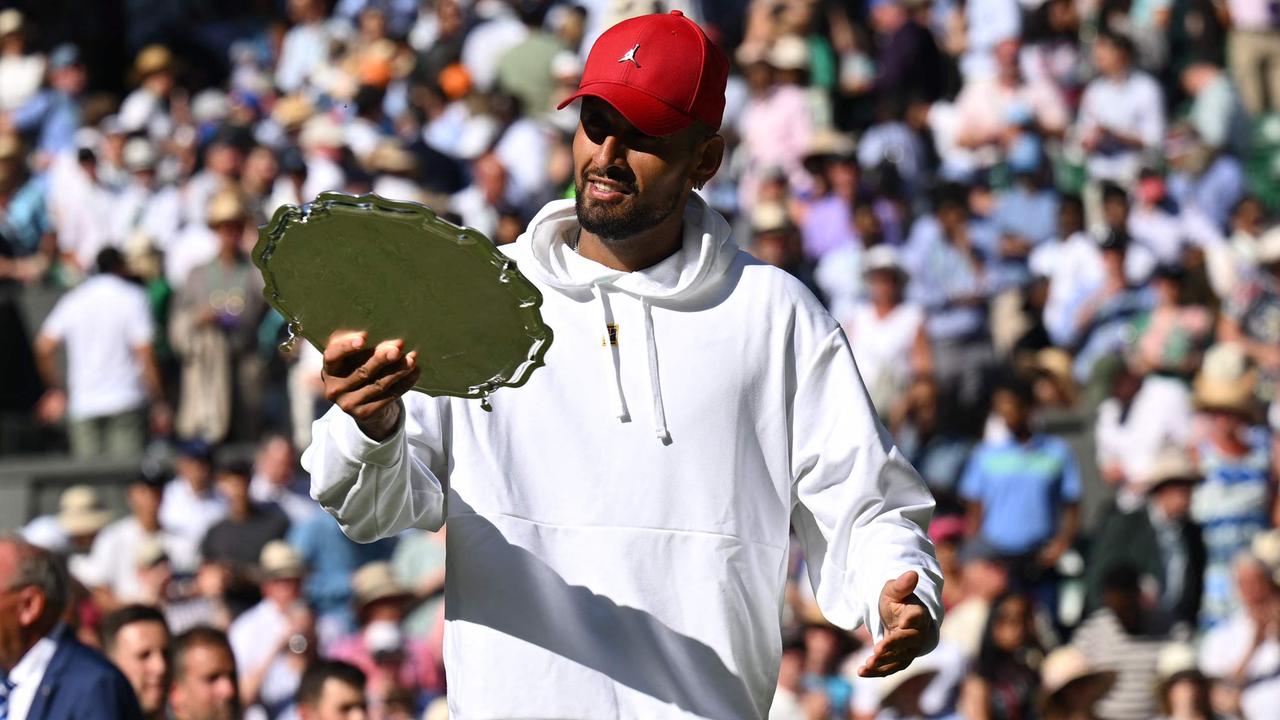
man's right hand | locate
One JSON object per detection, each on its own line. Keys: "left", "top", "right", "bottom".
{"left": 322, "top": 330, "right": 421, "bottom": 441}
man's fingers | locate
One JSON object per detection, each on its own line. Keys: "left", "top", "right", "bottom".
{"left": 325, "top": 341, "right": 405, "bottom": 399}
{"left": 884, "top": 571, "right": 919, "bottom": 602}
{"left": 323, "top": 330, "right": 368, "bottom": 365}
{"left": 857, "top": 656, "right": 911, "bottom": 678}
{"left": 336, "top": 359, "right": 420, "bottom": 415}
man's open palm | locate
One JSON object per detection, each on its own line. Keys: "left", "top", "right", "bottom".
{"left": 857, "top": 571, "right": 933, "bottom": 677}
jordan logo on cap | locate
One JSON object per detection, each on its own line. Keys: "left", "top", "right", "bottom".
{"left": 618, "top": 43, "right": 641, "bottom": 68}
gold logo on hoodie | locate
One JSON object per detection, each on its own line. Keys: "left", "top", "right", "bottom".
{"left": 602, "top": 323, "right": 619, "bottom": 347}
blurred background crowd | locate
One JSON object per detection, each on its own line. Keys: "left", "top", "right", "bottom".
{"left": 0, "top": 0, "right": 1279, "bottom": 718}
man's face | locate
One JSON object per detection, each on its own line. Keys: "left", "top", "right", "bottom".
{"left": 128, "top": 483, "right": 162, "bottom": 525}
{"left": 171, "top": 644, "right": 238, "bottom": 720}
{"left": 177, "top": 456, "right": 212, "bottom": 490}
{"left": 215, "top": 473, "right": 250, "bottom": 509}
{"left": 109, "top": 620, "right": 170, "bottom": 717}
{"left": 573, "top": 97, "right": 716, "bottom": 245}
{"left": 0, "top": 542, "right": 43, "bottom": 671}
{"left": 1152, "top": 482, "right": 1193, "bottom": 520}
{"left": 301, "top": 679, "right": 368, "bottom": 720}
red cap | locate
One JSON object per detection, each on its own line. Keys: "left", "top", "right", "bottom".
{"left": 558, "top": 11, "right": 729, "bottom": 137}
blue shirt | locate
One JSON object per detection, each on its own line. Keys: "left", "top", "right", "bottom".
{"left": 287, "top": 512, "right": 396, "bottom": 622}
{"left": 12, "top": 90, "right": 81, "bottom": 156}
{"left": 960, "top": 435, "right": 1081, "bottom": 554}
{"left": 904, "top": 216, "right": 991, "bottom": 341}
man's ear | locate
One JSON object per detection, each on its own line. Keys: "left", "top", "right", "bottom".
{"left": 17, "top": 587, "right": 46, "bottom": 627}
{"left": 691, "top": 134, "right": 725, "bottom": 190}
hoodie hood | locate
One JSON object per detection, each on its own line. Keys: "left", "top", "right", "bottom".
{"left": 519, "top": 192, "right": 739, "bottom": 304}
{"left": 514, "top": 193, "right": 739, "bottom": 442}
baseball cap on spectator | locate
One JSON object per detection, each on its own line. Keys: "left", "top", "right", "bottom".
{"left": 368, "top": 142, "right": 417, "bottom": 176}
{"left": 557, "top": 11, "right": 730, "bottom": 136}
{"left": 363, "top": 619, "right": 405, "bottom": 656}
{"left": 927, "top": 515, "right": 966, "bottom": 545}
{"left": 57, "top": 485, "right": 114, "bottom": 537}
{"left": 192, "top": 89, "right": 231, "bottom": 126}
{"left": 766, "top": 35, "right": 809, "bottom": 71}
{"left": 99, "top": 115, "right": 125, "bottom": 137}
{"left": 0, "top": 9, "right": 23, "bottom": 37}
{"left": 1029, "top": 348, "right": 1078, "bottom": 405}
{"left": 176, "top": 438, "right": 215, "bottom": 463}
{"left": 862, "top": 245, "right": 908, "bottom": 281}
{"left": 73, "top": 127, "right": 100, "bottom": 155}
{"left": 259, "top": 540, "right": 305, "bottom": 580}
{"left": 49, "top": 44, "right": 80, "bottom": 70}
{"left": 957, "top": 536, "right": 1003, "bottom": 566}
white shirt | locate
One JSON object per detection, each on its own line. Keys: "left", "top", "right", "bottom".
{"left": 8, "top": 625, "right": 63, "bottom": 720}
{"left": 1078, "top": 70, "right": 1165, "bottom": 182}
{"left": 460, "top": 11, "right": 527, "bottom": 91}
{"left": 76, "top": 516, "right": 199, "bottom": 600}
{"left": 842, "top": 302, "right": 925, "bottom": 414}
{"left": 160, "top": 478, "right": 228, "bottom": 545}
{"left": 0, "top": 53, "right": 44, "bottom": 111}
{"left": 230, "top": 600, "right": 298, "bottom": 711}
{"left": 40, "top": 274, "right": 154, "bottom": 420}
{"left": 1200, "top": 610, "right": 1280, "bottom": 720}
{"left": 1128, "top": 206, "right": 1184, "bottom": 265}
{"left": 163, "top": 224, "right": 219, "bottom": 289}
{"left": 303, "top": 196, "right": 942, "bottom": 719}
{"left": 250, "top": 475, "right": 317, "bottom": 525}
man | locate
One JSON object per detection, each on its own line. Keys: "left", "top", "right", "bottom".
{"left": 304, "top": 11, "right": 941, "bottom": 719}
{"left": 101, "top": 605, "right": 170, "bottom": 720}
{"left": 1086, "top": 447, "right": 1206, "bottom": 635}
{"left": 34, "top": 246, "right": 170, "bottom": 458}
{"left": 201, "top": 459, "right": 290, "bottom": 616}
{"left": 0, "top": 535, "right": 143, "bottom": 720}
{"left": 79, "top": 471, "right": 198, "bottom": 605}
{"left": 159, "top": 439, "right": 227, "bottom": 544}
{"left": 295, "top": 660, "right": 367, "bottom": 720}
{"left": 228, "top": 541, "right": 311, "bottom": 719}
{"left": 8, "top": 43, "right": 84, "bottom": 160}
{"left": 960, "top": 379, "right": 1080, "bottom": 611}
{"left": 1073, "top": 567, "right": 1167, "bottom": 720}
{"left": 168, "top": 626, "right": 239, "bottom": 720}
{"left": 1198, "top": 553, "right": 1280, "bottom": 718}
{"left": 1077, "top": 32, "right": 1165, "bottom": 187}
{"left": 249, "top": 435, "right": 316, "bottom": 525}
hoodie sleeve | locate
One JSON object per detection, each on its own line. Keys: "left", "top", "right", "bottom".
{"left": 789, "top": 324, "right": 942, "bottom": 649}
{"left": 301, "top": 393, "right": 451, "bottom": 542}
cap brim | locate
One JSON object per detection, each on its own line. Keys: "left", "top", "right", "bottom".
{"left": 558, "top": 82, "right": 696, "bottom": 137}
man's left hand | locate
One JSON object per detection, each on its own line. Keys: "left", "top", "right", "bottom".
{"left": 857, "top": 571, "right": 933, "bottom": 678}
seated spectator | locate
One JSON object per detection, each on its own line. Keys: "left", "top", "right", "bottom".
{"left": 959, "top": 591, "right": 1042, "bottom": 720}
{"left": 1152, "top": 643, "right": 1215, "bottom": 720}
{"left": 229, "top": 541, "right": 313, "bottom": 720}
{"left": 159, "top": 439, "right": 227, "bottom": 544}
{"left": 33, "top": 246, "right": 169, "bottom": 458}
{"left": 961, "top": 379, "right": 1080, "bottom": 611}
{"left": 296, "top": 660, "right": 368, "bottom": 720}
{"left": 287, "top": 511, "right": 396, "bottom": 649}
{"left": 1197, "top": 553, "right": 1280, "bottom": 719}
{"left": 1179, "top": 61, "right": 1251, "bottom": 159}
{"left": 814, "top": 198, "right": 889, "bottom": 322}
{"left": 797, "top": 622, "right": 854, "bottom": 717}
{"left": 1040, "top": 646, "right": 1117, "bottom": 720}
{"left": 940, "top": 539, "right": 1012, "bottom": 661}
{"left": 1067, "top": 230, "right": 1154, "bottom": 382}
{"left": 78, "top": 472, "right": 199, "bottom": 607}
{"left": 1077, "top": 32, "right": 1164, "bottom": 187}
{"left": 1087, "top": 448, "right": 1206, "bottom": 635}
{"left": 798, "top": 130, "right": 860, "bottom": 261}
{"left": 1190, "top": 344, "right": 1274, "bottom": 627}
{"left": 169, "top": 626, "right": 240, "bottom": 720}
{"left": 890, "top": 377, "right": 973, "bottom": 507}
{"left": 0, "top": 535, "right": 143, "bottom": 720}
{"left": 201, "top": 459, "right": 290, "bottom": 615}
{"left": 1074, "top": 566, "right": 1166, "bottom": 719}
{"left": 22, "top": 484, "right": 112, "bottom": 555}
{"left": 748, "top": 202, "right": 823, "bottom": 302}
{"left": 1219, "top": 229, "right": 1280, "bottom": 391}
{"left": 249, "top": 435, "right": 316, "bottom": 526}
{"left": 101, "top": 604, "right": 171, "bottom": 720}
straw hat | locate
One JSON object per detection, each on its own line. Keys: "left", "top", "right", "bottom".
{"left": 767, "top": 35, "right": 809, "bottom": 71}
{"left": 1138, "top": 446, "right": 1199, "bottom": 495}
{"left": 368, "top": 141, "right": 417, "bottom": 175}
{"left": 272, "top": 95, "right": 315, "bottom": 132}
{"left": 1042, "top": 646, "right": 1116, "bottom": 709}
{"left": 1156, "top": 643, "right": 1202, "bottom": 692}
{"left": 133, "top": 45, "right": 174, "bottom": 80}
{"left": 1193, "top": 343, "right": 1257, "bottom": 415}
{"left": 57, "top": 485, "right": 114, "bottom": 537}
{"left": 206, "top": 190, "right": 248, "bottom": 226}
{"left": 0, "top": 9, "right": 23, "bottom": 37}
{"left": 352, "top": 561, "right": 410, "bottom": 608}
{"left": 751, "top": 202, "right": 793, "bottom": 235}
{"left": 877, "top": 661, "right": 940, "bottom": 709}
{"left": 259, "top": 540, "right": 305, "bottom": 580}
{"left": 802, "top": 129, "right": 857, "bottom": 173}
{"left": 299, "top": 115, "right": 345, "bottom": 151}
{"left": 134, "top": 537, "right": 168, "bottom": 569}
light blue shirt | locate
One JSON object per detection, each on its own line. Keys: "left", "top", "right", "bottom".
{"left": 960, "top": 435, "right": 1081, "bottom": 554}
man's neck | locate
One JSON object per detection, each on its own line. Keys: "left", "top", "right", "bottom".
{"left": 575, "top": 208, "right": 686, "bottom": 272}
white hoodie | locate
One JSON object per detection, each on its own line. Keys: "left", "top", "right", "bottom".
{"left": 302, "top": 195, "right": 942, "bottom": 720}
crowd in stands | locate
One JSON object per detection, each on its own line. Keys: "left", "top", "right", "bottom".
{"left": 1, "top": 0, "right": 1280, "bottom": 717}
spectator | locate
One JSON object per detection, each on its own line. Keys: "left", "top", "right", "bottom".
{"left": 169, "top": 190, "right": 268, "bottom": 443}
{"left": 798, "top": 130, "right": 860, "bottom": 261}
{"left": 796, "top": 622, "right": 853, "bottom": 717}
{"left": 1087, "top": 447, "right": 1206, "bottom": 634}
{"left": 868, "top": 0, "right": 945, "bottom": 104}
{"left": 1224, "top": 0, "right": 1280, "bottom": 114}
{"left": 201, "top": 459, "right": 290, "bottom": 614}
{"left": 1152, "top": 643, "right": 1215, "bottom": 720}
{"left": 0, "top": 535, "right": 143, "bottom": 720}
{"left": 1068, "top": 230, "right": 1154, "bottom": 383}
{"left": 22, "top": 484, "right": 112, "bottom": 555}
{"left": 34, "top": 247, "right": 170, "bottom": 458}
{"left": 296, "top": 660, "right": 368, "bottom": 720}
{"left": 101, "top": 604, "right": 171, "bottom": 720}
{"left": 286, "top": 512, "right": 395, "bottom": 650}
{"left": 119, "top": 45, "right": 176, "bottom": 139}
{"left": 229, "top": 541, "right": 313, "bottom": 720}
{"left": 1197, "top": 552, "right": 1280, "bottom": 719}
{"left": 1040, "top": 646, "right": 1118, "bottom": 720}
{"left": 0, "top": 11, "right": 43, "bottom": 112}
{"left": 1077, "top": 32, "right": 1164, "bottom": 188}
{"left": 250, "top": 435, "right": 316, "bottom": 526}
{"left": 79, "top": 472, "right": 199, "bottom": 606}
{"left": 1219, "top": 229, "right": 1280, "bottom": 389}
{"left": 159, "top": 439, "right": 227, "bottom": 545}
{"left": 959, "top": 591, "right": 1042, "bottom": 720}
{"left": 960, "top": 378, "right": 1081, "bottom": 608}
{"left": 9, "top": 43, "right": 85, "bottom": 159}
{"left": 1180, "top": 61, "right": 1251, "bottom": 159}
{"left": 1074, "top": 566, "right": 1166, "bottom": 719}
{"left": 168, "top": 626, "right": 240, "bottom": 720}
{"left": 748, "top": 202, "right": 822, "bottom": 302}
{"left": 389, "top": 529, "right": 445, "bottom": 641}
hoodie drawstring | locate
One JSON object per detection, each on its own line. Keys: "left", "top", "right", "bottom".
{"left": 593, "top": 284, "right": 669, "bottom": 442}
{"left": 642, "top": 299, "right": 670, "bottom": 443}
{"left": 594, "top": 284, "right": 630, "bottom": 422}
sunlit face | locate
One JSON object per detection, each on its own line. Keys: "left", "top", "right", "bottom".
{"left": 573, "top": 97, "right": 716, "bottom": 246}
{"left": 171, "top": 644, "right": 238, "bottom": 720}
{"left": 108, "top": 620, "right": 170, "bottom": 717}
{"left": 302, "top": 679, "right": 368, "bottom": 720}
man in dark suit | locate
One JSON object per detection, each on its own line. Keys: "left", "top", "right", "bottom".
{"left": 0, "top": 534, "right": 143, "bottom": 720}
{"left": 1087, "top": 447, "right": 1207, "bottom": 634}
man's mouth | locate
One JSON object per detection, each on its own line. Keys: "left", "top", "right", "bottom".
{"left": 585, "top": 175, "right": 633, "bottom": 201}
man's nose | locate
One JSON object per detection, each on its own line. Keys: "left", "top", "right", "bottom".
{"left": 593, "top": 133, "right": 627, "bottom": 169}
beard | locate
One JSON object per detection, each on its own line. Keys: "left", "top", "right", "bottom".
{"left": 575, "top": 174, "right": 681, "bottom": 246}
